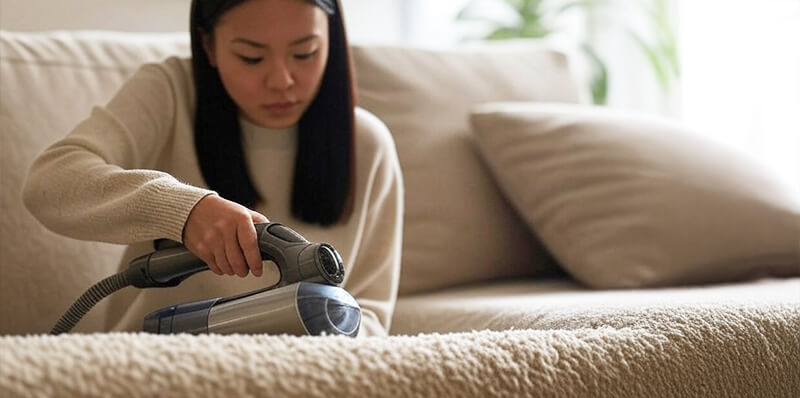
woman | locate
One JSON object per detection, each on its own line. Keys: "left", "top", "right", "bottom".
{"left": 22, "top": 0, "right": 404, "bottom": 337}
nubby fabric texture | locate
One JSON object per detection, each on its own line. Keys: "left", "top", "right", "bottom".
{"left": 2, "top": 296, "right": 798, "bottom": 398}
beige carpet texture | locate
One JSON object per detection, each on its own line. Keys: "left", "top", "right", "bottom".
{"left": 2, "top": 300, "right": 798, "bottom": 398}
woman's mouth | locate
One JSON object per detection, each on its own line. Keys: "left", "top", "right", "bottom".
{"left": 261, "top": 102, "right": 297, "bottom": 116}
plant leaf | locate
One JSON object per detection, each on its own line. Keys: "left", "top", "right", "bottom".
{"left": 627, "top": 28, "right": 671, "bottom": 91}
{"left": 487, "top": 27, "right": 524, "bottom": 40}
{"left": 581, "top": 43, "right": 608, "bottom": 104}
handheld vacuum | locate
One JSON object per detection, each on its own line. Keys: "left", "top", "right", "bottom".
{"left": 51, "top": 223, "right": 361, "bottom": 337}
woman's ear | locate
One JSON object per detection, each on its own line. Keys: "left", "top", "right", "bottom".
{"left": 201, "top": 29, "right": 217, "bottom": 67}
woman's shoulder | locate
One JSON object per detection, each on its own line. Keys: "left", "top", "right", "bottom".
{"left": 354, "top": 107, "right": 397, "bottom": 158}
{"left": 148, "top": 56, "right": 194, "bottom": 88}
{"left": 144, "top": 56, "right": 192, "bottom": 77}
{"left": 126, "top": 56, "right": 194, "bottom": 98}
{"left": 126, "top": 56, "right": 194, "bottom": 108}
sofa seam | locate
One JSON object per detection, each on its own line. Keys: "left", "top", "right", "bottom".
{"left": 0, "top": 57, "right": 140, "bottom": 72}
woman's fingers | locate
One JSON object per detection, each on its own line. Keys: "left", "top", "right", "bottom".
{"left": 250, "top": 210, "right": 269, "bottom": 224}
{"left": 225, "top": 228, "right": 249, "bottom": 277}
{"left": 200, "top": 249, "right": 223, "bottom": 276}
{"left": 214, "top": 248, "right": 234, "bottom": 276}
{"left": 183, "top": 195, "right": 272, "bottom": 278}
{"left": 189, "top": 241, "right": 221, "bottom": 275}
{"left": 207, "top": 263, "right": 223, "bottom": 275}
{"left": 239, "top": 221, "right": 263, "bottom": 277}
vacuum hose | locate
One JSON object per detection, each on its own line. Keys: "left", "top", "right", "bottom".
{"left": 50, "top": 273, "right": 131, "bottom": 335}
{"left": 50, "top": 222, "right": 349, "bottom": 335}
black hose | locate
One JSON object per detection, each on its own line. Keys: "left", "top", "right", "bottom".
{"left": 50, "top": 272, "right": 131, "bottom": 335}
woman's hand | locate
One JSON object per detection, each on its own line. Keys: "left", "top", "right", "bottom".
{"left": 183, "top": 195, "right": 269, "bottom": 277}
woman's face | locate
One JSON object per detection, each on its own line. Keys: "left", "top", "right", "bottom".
{"left": 204, "top": 0, "right": 330, "bottom": 129}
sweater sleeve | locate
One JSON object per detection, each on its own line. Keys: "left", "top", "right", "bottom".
{"left": 345, "top": 111, "right": 405, "bottom": 337}
{"left": 22, "top": 61, "right": 215, "bottom": 244}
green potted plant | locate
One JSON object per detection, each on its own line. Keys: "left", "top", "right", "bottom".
{"left": 457, "top": 0, "right": 679, "bottom": 105}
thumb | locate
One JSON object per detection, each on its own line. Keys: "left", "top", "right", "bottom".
{"left": 250, "top": 210, "right": 269, "bottom": 224}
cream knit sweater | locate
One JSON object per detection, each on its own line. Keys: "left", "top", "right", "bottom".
{"left": 22, "top": 57, "right": 404, "bottom": 337}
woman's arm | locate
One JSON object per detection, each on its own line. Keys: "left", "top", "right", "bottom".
{"left": 22, "top": 61, "right": 214, "bottom": 244}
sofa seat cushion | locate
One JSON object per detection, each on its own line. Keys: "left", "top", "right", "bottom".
{"left": 388, "top": 277, "right": 799, "bottom": 396}
{"left": 2, "top": 278, "right": 797, "bottom": 398}
{"left": 391, "top": 277, "right": 800, "bottom": 334}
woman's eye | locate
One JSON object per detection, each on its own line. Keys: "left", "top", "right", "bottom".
{"left": 238, "top": 55, "right": 262, "bottom": 65}
{"left": 294, "top": 50, "right": 318, "bottom": 60}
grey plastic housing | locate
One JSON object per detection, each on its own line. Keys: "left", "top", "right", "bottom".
{"left": 126, "top": 223, "right": 344, "bottom": 289}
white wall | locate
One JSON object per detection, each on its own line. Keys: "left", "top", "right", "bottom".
{"left": 0, "top": 0, "right": 192, "bottom": 32}
{"left": 679, "top": 0, "right": 800, "bottom": 194}
{"left": 0, "top": 0, "right": 406, "bottom": 43}
{"left": 340, "top": 0, "right": 406, "bottom": 44}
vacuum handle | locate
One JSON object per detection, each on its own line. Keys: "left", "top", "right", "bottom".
{"left": 123, "top": 222, "right": 339, "bottom": 289}
{"left": 124, "top": 223, "right": 296, "bottom": 288}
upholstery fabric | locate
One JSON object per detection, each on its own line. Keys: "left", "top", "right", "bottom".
{"left": 392, "top": 276, "right": 800, "bottom": 334}
{"left": 2, "top": 278, "right": 798, "bottom": 397}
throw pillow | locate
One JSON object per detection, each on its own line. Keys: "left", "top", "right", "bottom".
{"left": 470, "top": 102, "right": 800, "bottom": 288}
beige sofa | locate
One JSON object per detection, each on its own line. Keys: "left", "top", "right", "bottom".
{"left": 1, "top": 30, "right": 799, "bottom": 397}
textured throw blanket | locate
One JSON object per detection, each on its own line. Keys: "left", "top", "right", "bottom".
{"left": 2, "top": 299, "right": 799, "bottom": 398}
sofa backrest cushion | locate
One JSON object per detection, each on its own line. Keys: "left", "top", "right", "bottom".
{"left": 352, "top": 42, "right": 581, "bottom": 294}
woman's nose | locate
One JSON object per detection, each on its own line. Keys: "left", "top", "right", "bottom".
{"left": 266, "top": 60, "right": 294, "bottom": 91}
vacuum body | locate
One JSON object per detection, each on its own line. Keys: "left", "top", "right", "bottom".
{"left": 143, "top": 282, "right": 361, "bottom": 337}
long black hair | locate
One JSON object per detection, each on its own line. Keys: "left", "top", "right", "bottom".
{"left": 190, "top": 0, "right": 355, "bottom": 226}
